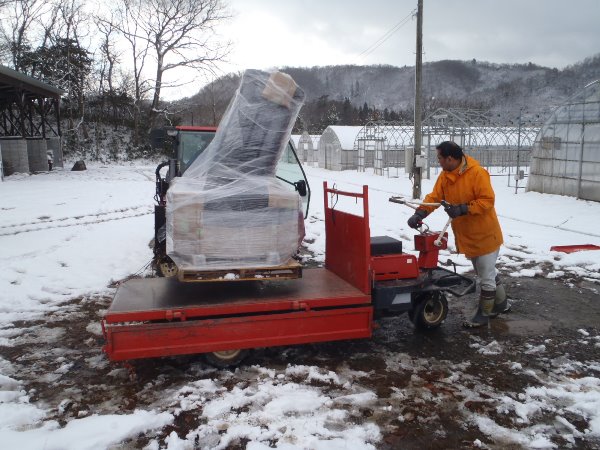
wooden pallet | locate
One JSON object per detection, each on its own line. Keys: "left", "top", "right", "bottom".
{"left": 177, "top": 259, "right": 302, "bottom": 282}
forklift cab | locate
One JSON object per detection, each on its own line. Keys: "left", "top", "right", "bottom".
{"left": 176, "top": 127, "right": 215, "bottom": 174}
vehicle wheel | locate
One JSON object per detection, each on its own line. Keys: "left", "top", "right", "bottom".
{"left": 410, "top": 291, "right": 448, "bottom": 330}
{"left": 204, "top": 349, "right": 249, "bottom": 368}
{"left": 157, "top": 256, "right": 178, "bottom": 278}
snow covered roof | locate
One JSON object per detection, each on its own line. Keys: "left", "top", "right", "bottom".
{"left": 323, "top": 126, "right": 364, "bottom": 149}
{"left": 298, "top": 132, "right": 321, "bottom": 148}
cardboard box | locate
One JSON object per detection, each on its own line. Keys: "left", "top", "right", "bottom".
{"left": 261, "top": 72, "right": 297, "bottom": 108}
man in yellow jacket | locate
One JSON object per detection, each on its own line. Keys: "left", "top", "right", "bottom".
{"left": 407, "top": 141, "right": 509, "bottom": 327}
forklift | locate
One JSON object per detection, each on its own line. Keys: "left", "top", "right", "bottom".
{"left": 102, "top": 182, "right": 475, "bottom": 367}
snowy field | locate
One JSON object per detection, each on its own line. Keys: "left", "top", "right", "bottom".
{"left": 0, "top": 161, "right": 599, "bottom": 449}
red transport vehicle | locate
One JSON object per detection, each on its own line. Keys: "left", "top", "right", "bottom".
{"left": 102, "top": 182, "right": 474, "bottom": 367}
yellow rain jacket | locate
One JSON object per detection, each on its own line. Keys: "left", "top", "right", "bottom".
{"left": 421, "top": 155, "right": 503, "bottom": 258}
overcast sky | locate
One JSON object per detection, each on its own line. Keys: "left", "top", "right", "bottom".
{"left": 224, "top": 0, "right": 600, "bottom": 69}
{"left": 168, "top": 0, "right": 600, "bottom": 99}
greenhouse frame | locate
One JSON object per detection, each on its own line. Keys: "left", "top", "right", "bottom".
{"left": 422, "top": 108, "right": 540, "bottom": 174}
{"left": 354, "top": 122, "right": 413, "bottom": 176}
{"left": 350, "top": 109, "right": 541, "bottom": 181}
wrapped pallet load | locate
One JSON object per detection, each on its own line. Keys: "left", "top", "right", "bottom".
{"left": 166, "top": 69, "right": 305, "bottom": 270}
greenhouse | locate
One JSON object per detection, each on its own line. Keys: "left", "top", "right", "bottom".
{"left": 527, "top": 80, "right": 600, "bottom": 201}
{"left": 296, "top": 131, "right": 321, "bottom": 165}
{"left": 317, "top": 126, "right": 363, "bottom": 170}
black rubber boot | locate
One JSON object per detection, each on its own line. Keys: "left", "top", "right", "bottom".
{"left": 463, "top": 289, "right": 495, "bottom": 328}
{"left": 490, "top": 276, "right": 511, "bottom": 318}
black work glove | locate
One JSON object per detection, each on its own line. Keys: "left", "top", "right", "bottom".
{"left": 407, "top": 209, "right": 428, "bottom": 229}
{"left": 444, "top": 202, "right": 468, "bottom": 219}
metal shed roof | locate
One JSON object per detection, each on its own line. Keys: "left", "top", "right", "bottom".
{"left": 0, "top": 65, "right": 64, "bottom": 100}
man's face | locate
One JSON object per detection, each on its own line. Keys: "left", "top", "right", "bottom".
{"left": 437, "top": 150, "right": 460, "bottom": 172}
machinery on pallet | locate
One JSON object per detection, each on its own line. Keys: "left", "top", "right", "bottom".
{"left": 152, "top": 125, "right": 310, "bottom": 278}
{"left": 102, "top": 182, "right": 475, "bottom": 367}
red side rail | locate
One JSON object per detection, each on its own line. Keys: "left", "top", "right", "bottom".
{"left": 103, "top": 306, "right": 372, "bottom": 361}
{"left": 323, "top": 182, "right": 371, "bottom": 294}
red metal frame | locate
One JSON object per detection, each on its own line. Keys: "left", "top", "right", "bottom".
{"left": 323, "top": 182, "right": 371, "bottom": 294}
{"left": 414, "top": 232, "right": 448, "bottom": 269}
{"left": 104, "top": 307, "right": 372, "bottom": 361}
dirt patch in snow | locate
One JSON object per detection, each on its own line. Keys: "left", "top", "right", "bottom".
{"left": 1, "top": 275, "right": 599, "bottom": 449}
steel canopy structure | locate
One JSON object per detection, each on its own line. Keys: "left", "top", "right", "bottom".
{"left": 0, "top": 65, "right": 64, "bottom": 138}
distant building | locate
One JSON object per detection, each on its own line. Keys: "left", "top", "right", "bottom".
{"left": 0, "top": 65, "right": 64, "bottom": 175}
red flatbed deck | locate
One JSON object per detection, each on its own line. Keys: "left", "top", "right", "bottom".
{"left": 103, "top": 268, "right": 372, "bottom": 361}
{"left": 106, "top": 268, "right": 370, "bottom": 322}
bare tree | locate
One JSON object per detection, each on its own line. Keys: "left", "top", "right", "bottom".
{"left": 95, "top": 16, "right": 122, "bottom": 96}
{"left": 0, "top": 0, "right": 48, "bottom": 70}
{"left": 29, "top": 3, "right": 60, "bottom": 78}
{"left": 98, "top": 1, "right": 154, "bottom": 145}
{"left": 95, "top": 16, "right": 122, "bottom": 128}
{"left": 121, "top": 0, "right": 231, "bottom": 129}
{"left": 54, "top": 0, "right": 92, "bottom": 137}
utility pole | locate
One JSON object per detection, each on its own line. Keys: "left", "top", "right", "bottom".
{"left": 412, "top": 0, "right": 423, "bottom": 199}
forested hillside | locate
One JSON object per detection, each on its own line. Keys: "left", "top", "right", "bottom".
{"left": 180, "top": 55, "right": 600, "bottom": 133}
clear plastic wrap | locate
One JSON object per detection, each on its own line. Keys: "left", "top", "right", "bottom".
{"left": 166, "top": 70, "right": 305, "bottom": 270}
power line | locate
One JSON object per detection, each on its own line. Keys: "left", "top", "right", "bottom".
{"left": 357, "top": 9, "right": 417, "bottom": 62}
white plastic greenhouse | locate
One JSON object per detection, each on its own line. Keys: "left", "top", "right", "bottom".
{"left": 528, "top": 80, "right": 600, "bottom": 201}
{"left": 296, "top": 131, "right": 320, "bottom": 165}
{"left": 317, "top": 126, "right": 364, "bottom": 170}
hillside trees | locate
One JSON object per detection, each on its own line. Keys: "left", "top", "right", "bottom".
{"left": 0, "top": 0, "right": 98, "bottom": 154}
{"left": 0, "top": 0, "right": 597, "bottom": 158}
{"left": 288, "top": 96, "right": 406, "bottom": 134}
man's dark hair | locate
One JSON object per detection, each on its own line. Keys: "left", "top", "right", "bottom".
{"left": 436, "top": 141, "right": 464, "bottom": 159}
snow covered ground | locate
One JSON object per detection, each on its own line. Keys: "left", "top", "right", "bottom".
{"left": 0, "top": 161, "right": 599, "bottom": 449}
